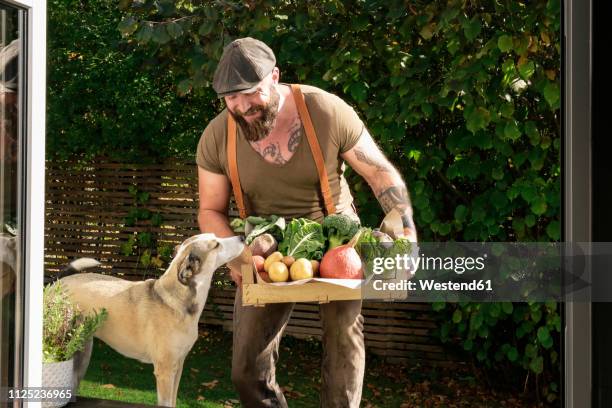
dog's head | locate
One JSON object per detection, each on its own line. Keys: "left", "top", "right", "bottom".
{"left": 172, "top": 234, "right": 245, "bottom": 286}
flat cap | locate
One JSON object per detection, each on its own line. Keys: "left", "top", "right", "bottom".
{"left": 212, "top": 37, "right": 276, "bottom": 97}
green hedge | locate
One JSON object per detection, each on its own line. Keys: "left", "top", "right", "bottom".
{"left": 48, "top": 0, "right": 561, "bottom": 402}
{"left": 47, "top": 0, "right": 211, "bottom": 162}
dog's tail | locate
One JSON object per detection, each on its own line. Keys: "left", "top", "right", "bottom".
{"left": 57, "top": 258, "right": 101, "bottom": 280}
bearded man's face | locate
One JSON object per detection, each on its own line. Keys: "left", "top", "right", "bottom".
{"left": 226, "top": 85, "right": 280, "bottom": 142}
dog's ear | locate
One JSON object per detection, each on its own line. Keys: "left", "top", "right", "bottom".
{"left": 178, "top": 253, "right": 202, "bottom": 285}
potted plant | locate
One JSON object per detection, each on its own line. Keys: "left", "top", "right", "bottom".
{"left": 42, "top": 282, "right": 107, "bottom": 408}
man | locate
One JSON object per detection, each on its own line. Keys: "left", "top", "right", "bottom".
{"left": 196, "top": 37, "right": 417, "bottom": 407}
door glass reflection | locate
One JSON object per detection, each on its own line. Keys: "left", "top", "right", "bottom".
{"left": 1, "top": 3, "right": 22, "bottom": 396}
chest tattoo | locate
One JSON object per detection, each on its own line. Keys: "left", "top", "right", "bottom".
{"left": 249, "top": 117, "right": 303, "bottom": 165}
{"left": 288, "top": 123, "right": 303, "bottom": 153}
{"left": 259, "top": 142, "right": 288, "bottom": 165}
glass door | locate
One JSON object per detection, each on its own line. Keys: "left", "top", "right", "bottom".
{"left": 1, "top": 2, "right": 25, "bottom": 403}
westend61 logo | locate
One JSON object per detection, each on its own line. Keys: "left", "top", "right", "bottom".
{"left": 371, "top": 253, "right": 487, "bottom": 275}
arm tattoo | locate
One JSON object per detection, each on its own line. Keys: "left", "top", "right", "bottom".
{"left": 288, "top": 124, "right": 302, "bottom": 153}
{"left": 353, "top": 146, "right": 391, "bottom": 173}
{"left": 377, "top": 186, "right": 412, "bottom": 213}
{"left": 377, "top": 186, "right": 415, "bottom": 230}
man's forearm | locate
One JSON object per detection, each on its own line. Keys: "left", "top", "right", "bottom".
{"left": 371, "top": 171, "right": 417, "bottom": 241}
{"left": 198, "top": 209, "right": 236, "bottom": 237}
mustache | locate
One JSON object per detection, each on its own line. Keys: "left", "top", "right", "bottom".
{"left": 233, "top": 105, "right": 265, "bottom": 117}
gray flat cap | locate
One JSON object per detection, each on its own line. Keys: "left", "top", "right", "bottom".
{"left": 212, "top": 37, "right": 276, "bottom": 97}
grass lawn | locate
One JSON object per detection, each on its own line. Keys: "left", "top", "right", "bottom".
{"left": 78, "top": 326, "right": 544, "bottom": 407}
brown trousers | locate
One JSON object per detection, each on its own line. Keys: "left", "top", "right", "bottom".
{"left": 231, "top": 288, "right": 365, "bottom": 407}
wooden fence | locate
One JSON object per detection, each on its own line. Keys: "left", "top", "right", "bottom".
{"left": 44, "top": 160, "right": 458, "bottom": 366}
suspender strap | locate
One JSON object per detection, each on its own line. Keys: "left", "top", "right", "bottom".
{"left": 290, "top": 84, "right": 336, "bottom": 216}
{"left": 226, "top": 84, "right": 337, "bottom": 219}
{"left": 227, "top": 115, "right": 248, "bottom": 219}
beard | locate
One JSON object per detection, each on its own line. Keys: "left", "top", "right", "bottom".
{"left": 228, "top": 85, "right": 280, "bottom": 142}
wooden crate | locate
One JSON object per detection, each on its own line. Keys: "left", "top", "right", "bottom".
{"left": 241, "top": 264, "right": 362, "bottom": 306}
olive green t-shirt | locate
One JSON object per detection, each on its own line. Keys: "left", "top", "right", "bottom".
{"left": 196, "top": 84, "right": 363, "bottom": 222}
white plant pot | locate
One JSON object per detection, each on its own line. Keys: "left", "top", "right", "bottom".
{"left": 41, "top": 358, "right": 74, "bottom": 408}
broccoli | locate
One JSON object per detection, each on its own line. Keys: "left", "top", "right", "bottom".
{"left": 230, "top": 218, "right": 245, "bottom": 233}
{"left": 322, "top": 214, "right": 361, "bottom": 250}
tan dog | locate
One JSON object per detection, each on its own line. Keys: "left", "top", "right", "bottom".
{"left": 59, "top": 233, "right": 245, "bottom": 407}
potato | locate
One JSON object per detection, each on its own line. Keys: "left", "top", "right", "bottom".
{"left": 248, "top": 234, "right": 277, "bottom": 258}
{"left": 310, "top": 260, "right": 320, "bottom": 276}
{"left": 252, "top": 255, "right": 265, "bottom": 272}
{"left": 290, "top": 258, "right": 313, "bottom": 281}
{"left": 282, "top": 256, "right": 295, "bottom": 267}
{"left": 258, "top": 271, "right": 272, "bottom": 283}
{"left": 268, "top": 262, "right": 289, "bottom": 282}
{"left": 264, "top": 252, "right": 284, "bottom": 272}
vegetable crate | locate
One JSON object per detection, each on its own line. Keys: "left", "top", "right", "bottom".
{"left": 240, "top": 263, "right": 362, "bottom": 306}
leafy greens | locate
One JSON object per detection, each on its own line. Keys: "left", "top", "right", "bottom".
{"left": 278, "top": 218, "right": 325, "bottom": 260}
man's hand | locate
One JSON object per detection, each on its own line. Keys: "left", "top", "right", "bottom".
{"left": 229, "top": 266, "right": 243, "bottom": 286}
{"left": 227, "top": 257, "right": 244, "bottom": 286}
{"left": 198, "top": 165, "right": 246, "bottom": 286}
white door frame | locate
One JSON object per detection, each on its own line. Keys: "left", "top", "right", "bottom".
{"left": 2, "top": 0, "right": 46, "bottom": 404}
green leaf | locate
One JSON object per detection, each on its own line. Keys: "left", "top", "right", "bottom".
{"left": 277, "top": 218, "right": 324, "bottom": 260}
{"left": 471, "top": 312, "right": 484, "bottom": 331}
{"left": 198, "top": 20, "right": 215, "bottom": 36}
{"left": 452, "top": 309, "right": 462, "bottom": 323}
{"left": 153, "top": 25, "right": 171, "bottom": 44}
{"left": 177, "top": 79, "right": 192, "bottom": 96}
{"left": 504, "top": 121, "right": 521, "bottom": 140}
{"left": 543, "top": 81, "right": 560, "bottom": 107}
{"left": 537, "top": 326, "right": 551, "bottom": 344}
{"left": 463, "top": 18, "right": 482, "bottom": 42}
{"left": 530, "top": 356, "right": 544, "bottom": 374}
{"left": 518, "top": 60, "right": 535, "bottom": 80}
{"left": 118, "top": 16, "right": 138, "bottom": 37}
{"left": 525, "top": 214, "right": 536, "bottom": 227}
{"left": 438, "top": 223, "right": 451, "bottom": 236}
{"left": 254, "top": 15, "right": 271, "bottom": 31}
{"left": 454, "top": 205, "right": 468, "bottom": 222}
{"left": 349, "top": 82, "right": 368, "bottom": 103}
{"left": 135, "top": 23, "right": 153, "bottom": 42}
{"left": 531, "top": 307, "right": 543, "bottom": 323}
{"left": 507, "top": 347, "right": 519, "bottom": 362}
{"left": 502, "top": 302, "right": 514, "bottom": 314}
{"left": 546, "top": 220, "right": 560, "bottom": 240}
{"left": 498, "top": 35, "right": 514, "bottom": 52}
{"left": 139, "top": 249, "right": 151, "bottom": 267}
{"left": 490, "top": 190, "right": 508, "bottom": 209}
{"left": 525, "top": 121, "right": 540, "bottom": 145}
{"left": 420, "top": 22, "right": 436, "bottom": 40}
{"left": 531, "top": 198, "right": 548, "bottom": 215}
{"left": 489, "top": 303, "right": 501, "bottom": 318}
{"left": 465, "top": 106, "right": 491, "bottom": 134}
{"left": 166, "top": 22, "right": 183, "bottom": 39}
{"left": 471, "top": 205, "right": 486, "bottom": 222}
{"left": 492, "top": 167, "right": 504, "bottom": 181}
{"left": 525, "top": 343, "right": 537, "bottom": 358}
{"left": 421, "top": 208, "right": 435, "bottom": 223}
{"left": 499, "top": 103, "right": 514, "bottom": 119}
{"left": 541, "top": 334, "right": 554, "bottom": 349}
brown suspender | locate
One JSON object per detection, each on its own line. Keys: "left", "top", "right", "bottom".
{"left": 226, "top": 84, "right": 337, "bottom": 219}
{"left": 226, "top": 116, "right": 248, "bottom": 219}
